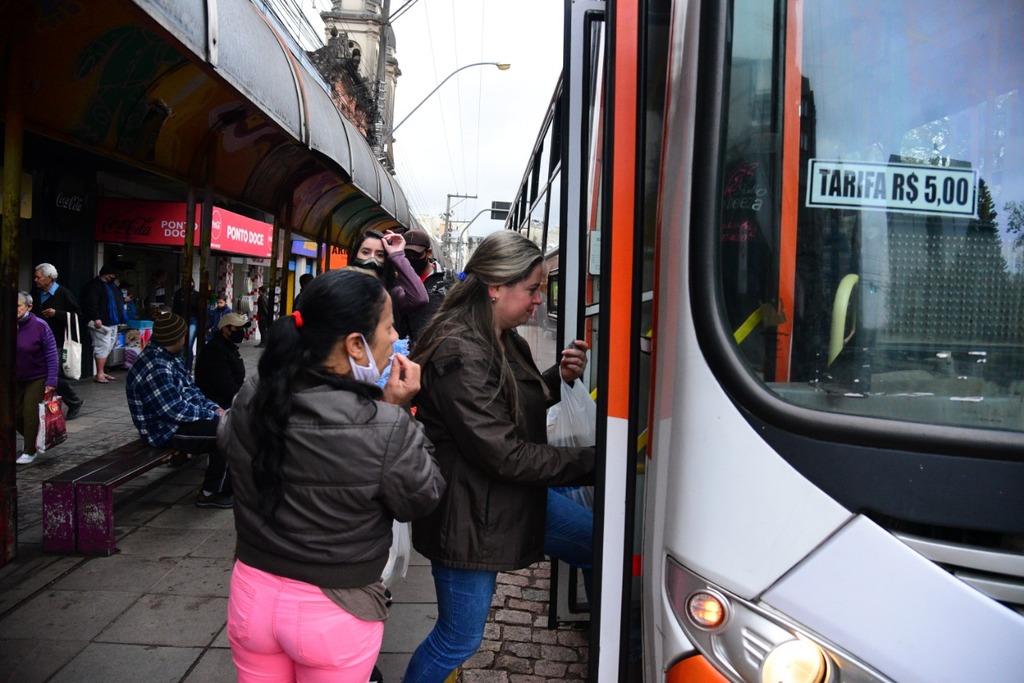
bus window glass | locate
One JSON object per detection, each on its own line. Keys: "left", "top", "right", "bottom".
{"left": 529, "top": 187, "right": 550, "bottom": 252}
{"left": 547, "top": 172, "right": 562, "bottom": 255}
{"left": 720, "top": 0, "right": 1024, "bottom": 433}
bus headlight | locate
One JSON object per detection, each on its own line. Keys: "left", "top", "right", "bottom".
{"left": 760, "top": 639, "right": 829, "bottom": 683}
{"left": 666, "top": 557, "right": 889, "bottom": 683}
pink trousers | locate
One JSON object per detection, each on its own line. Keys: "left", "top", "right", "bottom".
{"left": 228, "top": 559, "right": 384, "bottom": 683}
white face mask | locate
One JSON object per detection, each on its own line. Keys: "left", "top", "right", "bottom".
{"left": 349, "top": 334, "right": 381, "bottom": 384}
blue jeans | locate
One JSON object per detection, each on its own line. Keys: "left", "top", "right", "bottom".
{"left": 403, "top": 565, "right": 497, "bottom": 683}
{"left": 545, "top": 488, "right": 594, "bottom": 598}
{"left": 181, "top": 321, "right": 198, "bottom": 368}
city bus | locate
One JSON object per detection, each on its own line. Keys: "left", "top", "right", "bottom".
{"left": 506, "top": 1, "right": 1024, "bottom": 681}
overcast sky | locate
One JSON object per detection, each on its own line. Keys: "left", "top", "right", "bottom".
{"left": 387, "top": 0, "right": 563, "bottom": 238}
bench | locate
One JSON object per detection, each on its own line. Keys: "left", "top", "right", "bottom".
{"left": 42, "top": 438, "right": 176, "bottom": 555}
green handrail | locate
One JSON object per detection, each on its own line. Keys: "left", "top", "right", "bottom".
{"left": 828, "top": 274, "right": 860, "bottom": 366}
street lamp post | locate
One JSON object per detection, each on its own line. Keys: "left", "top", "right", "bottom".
{"left": 445, "top": 208, "right": 491, "bottom": 272}
{"left": 385, "top": 62, "right": 510, "bottom": 145}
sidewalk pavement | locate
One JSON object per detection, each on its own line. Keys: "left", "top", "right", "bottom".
{"left": 1, "top": 341, "right": 589, "bottom": 682}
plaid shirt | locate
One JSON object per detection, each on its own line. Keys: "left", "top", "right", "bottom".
{"left": 126, "top": 343, "right": 221, "bottom": 446}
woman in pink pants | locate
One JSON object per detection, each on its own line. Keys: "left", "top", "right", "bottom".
{"left": 219, "top": 269, "right": 444, "bottom": 682}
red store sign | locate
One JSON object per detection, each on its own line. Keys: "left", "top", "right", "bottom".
{"left": 95, "top": 199, "right": 273, "bottom": 258}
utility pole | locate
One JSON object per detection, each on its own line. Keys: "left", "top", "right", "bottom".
{"left": 444, "top": 193, "right": 476, "bottom": 270}
{"left": 372, "top": 0, "right": 391, "bottom": 164}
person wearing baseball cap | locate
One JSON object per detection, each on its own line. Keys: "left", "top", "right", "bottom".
{"left": 126, "top": 312, "right": 234, "bottom": 508}
{"left": 398, "top": 229, "right": 449, "bottom": 345}
{"left": 195, "top": 311, "right": 250, "bottom": 409}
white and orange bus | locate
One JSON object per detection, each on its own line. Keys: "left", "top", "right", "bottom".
{"left": 507, "top": 1, "right": 1024, "bottom": 681}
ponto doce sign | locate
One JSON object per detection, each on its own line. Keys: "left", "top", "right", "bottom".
{"left": 161, "top": 220, "right": 191, "bottom": 237}
{"left": 807, "top": 159, "right": 978, "bottom": 218}
{"left": 226, "top": 224, "right": 265, "bottom": 245}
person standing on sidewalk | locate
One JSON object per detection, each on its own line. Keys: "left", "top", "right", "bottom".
{"left": 396, "top": 229, "right": 448, "bottom": 347}
{"left": 31, "top": 263, "right": 85, "bottom": 419}
{"left": 206, "top": 292, "right": 232, "bottom": 342}
{"left": 80, "top": 263, "right": 125, "bottom": 383}
{"left": 126, "top": 312, "right": 233, "bottom": 508}
{"left": 403, "top": 231, "right": 595, "bottom": 683}
{"left": 15, "top": 292, "right": 59, "bottom": 465}
{"left": 255, "top": 286, "right": 270, "bottom": 347}
{"left": 219, "top": 268, "right": 444, "bottom": 683}
{"left": 172, "top": 277, "right": 200, "bottom": 368}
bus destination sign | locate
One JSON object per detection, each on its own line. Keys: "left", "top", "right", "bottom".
{"left": 806, "top": 159, "right": 977, "bottom": 219}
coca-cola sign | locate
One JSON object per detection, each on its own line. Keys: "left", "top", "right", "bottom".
{"left": 55, "top": 192, "right": 85, "bottom": 212}
{"left": 51, "top": 174, "right": 91, "bottom": 228}
{"left": 95, "top": 199, "right": 273, "bottom": 258}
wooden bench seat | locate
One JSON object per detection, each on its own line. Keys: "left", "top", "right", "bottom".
{"left": 42, "top": 438, "right": 176, "bottom": 555}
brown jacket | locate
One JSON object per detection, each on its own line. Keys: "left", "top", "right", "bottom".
{"left": 411, "top": 329, "right": 595, "bottom": 571}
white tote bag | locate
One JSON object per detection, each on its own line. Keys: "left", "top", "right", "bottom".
{"left": 61, "top": 312, "right": 82, "bottom": 380}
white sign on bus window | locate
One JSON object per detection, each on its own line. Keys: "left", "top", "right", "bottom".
{"left": 806, "top": 159, "right": 978, "bottom": 218}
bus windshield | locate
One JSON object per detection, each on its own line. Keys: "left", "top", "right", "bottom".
{"left": 721, "top": 0, "right": 1024, "bottom": 433}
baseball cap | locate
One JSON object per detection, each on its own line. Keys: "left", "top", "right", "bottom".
{"left": 218, "top": 312, "right": 251, "bottom": 330}
{"left": 404, "top": 230, "right": 432, "bottom": 255}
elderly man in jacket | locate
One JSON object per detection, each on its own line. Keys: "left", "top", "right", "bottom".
{"left": 32, "top": 262, "right": 85, "bottom": 418}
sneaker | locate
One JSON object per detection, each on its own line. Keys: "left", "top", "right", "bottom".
{"left": 66, "top": 403, "right": 82, "bottom": 420}
{"left": 16, "top": 453, "right": 36, "bottom": 465}
{"left": 195, "top": 492, "right": 234, "bottom": 509}
{"left": 168, "top": 450, "right": 190, "bottom": 468}
{"left": 368, "top": 665, "right": 384, "bottom": 683}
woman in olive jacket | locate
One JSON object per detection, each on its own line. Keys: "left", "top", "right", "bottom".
{"left": 219, "top": 269, "right": 444, "bottom": 683}
{"left": 404, "top": 231, "right": 595, "bottom": 683}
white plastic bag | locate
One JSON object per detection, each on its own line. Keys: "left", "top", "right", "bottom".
{"left": 61, "top": 313, "right": 82, "bottom": 380}
{"left": 548, "top": 378, "right": 596, "bottom": 509}
{"left": 548, "top": 378, "right": 597, "bottom": 448}
{"left": 381, "top": 520, "right": 411, "bottom": 588}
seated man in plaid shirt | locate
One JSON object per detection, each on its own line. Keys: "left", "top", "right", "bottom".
{"left": 126, "top": 312, "right": 234, "bottom": 509}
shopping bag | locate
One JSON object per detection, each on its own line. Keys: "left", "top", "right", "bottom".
{"left": 61, "top": 312, "right": 82, "bottom": 380}
{"left": 548, "top": 378, "right": 597, "bottom": 448}
{"left": 548, "top": 378, "right": 597, "bottom": 509}
{"left": 36, "top": 393, "right": 68, "bottom": 453}
{"left": 381, "top": 520, "right": 412, "bottom": 588}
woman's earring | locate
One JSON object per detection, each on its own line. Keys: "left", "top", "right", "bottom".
{"left": 490, "top": 297, "right": 497, "bottom": 303}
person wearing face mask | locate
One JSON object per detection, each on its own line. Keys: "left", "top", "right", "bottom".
{"left": 218, "top": 268, "right": 444, "bottom": 682}
{"left": 195, "top": 312, "right": 250, "bottom": 409}
{"left": 403, "top": 231, "right": 595, "bottom": 683}
{"left": 396, "top": 229, "right": 448, "bottom": 346}
{"left": 80, "top": 264, "right": 126, "bottom": 383}
{"left": 349, "top": 229, "right": 429, "bottom": 319}
{"left": 206, "top": 292, "right": 233, "bottom": 342}
{"left": 15, "top": 291, "right": 59, "bottom": 465}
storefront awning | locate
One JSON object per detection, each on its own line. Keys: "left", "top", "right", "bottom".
{"left": 0, "top": 0, "right": 411, "bottom": 248}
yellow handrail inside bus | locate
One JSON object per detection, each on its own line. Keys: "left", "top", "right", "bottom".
{"left": 828, "top": 274, "right": 860, "bottom": 366}
{"left": 733, "top": 307, "right": 763, "bottom": 344}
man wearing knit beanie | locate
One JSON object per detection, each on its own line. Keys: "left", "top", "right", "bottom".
{"left": 125, "top": 312, "right": 234, "bottom": 508}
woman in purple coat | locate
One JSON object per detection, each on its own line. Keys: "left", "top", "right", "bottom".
{"left": 16, "top": 291, "right": 59, "bottom": 465}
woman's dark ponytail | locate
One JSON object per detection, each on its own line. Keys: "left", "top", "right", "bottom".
{"left": 249, "top": 270, "right": 388, "bottom": 519}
